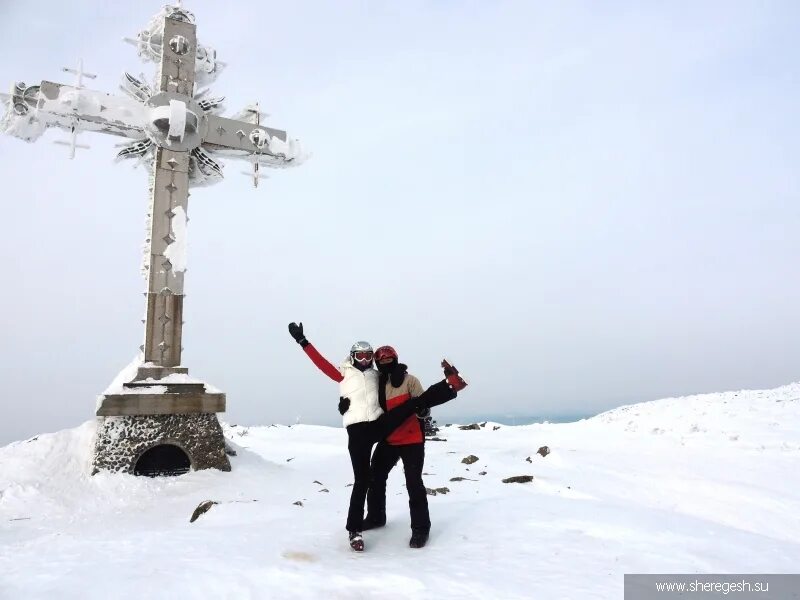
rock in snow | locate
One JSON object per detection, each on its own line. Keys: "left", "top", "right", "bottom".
{"left": 1, "top": 383, "right": 800, "bottom": 598}
{"left": 502, "top": 475, "right": 535, "bottom": 484}
{"left": 189, "top": 500, "right": 218, "bottom": 523}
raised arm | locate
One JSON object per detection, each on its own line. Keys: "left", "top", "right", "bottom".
{"left": 288, "top": 322, "right": 343, "bottom": 383}
{"left": 303, "top": 343, "right": 344, "bottom": 382}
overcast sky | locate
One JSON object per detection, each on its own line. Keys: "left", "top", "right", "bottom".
{"left": 1, "top": 1, "right": 798, "bottom": 444}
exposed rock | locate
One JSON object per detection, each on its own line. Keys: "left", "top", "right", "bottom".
{"left": 537, "top": 446, "right": 550, "bottom": 457}
{"left": 286, "top": 457, "right": 295, "bottom": 462}
{"left": 313, "top": 480, "right": 324, "bottom": 485}
{"left": 428, "top": 437, "right": 448, "bottom": 442}
{"left": 479, "top": 471, "right": 487, "bottom": 476}
{"left": 493, "top": 426, "right": 501, "bottom": 431}
{"left": 190, "top": 500, "right": 218, "bottom": 523}
{"left": 293, "top": 500, "right": 303, "bottom": 506}
{"left": 525, "top": 456, "right": 532, "bottom": 463}
{"left": 480, "top": 422, "right": 487, "bottom": 428}
{"left": 458, "top": 423, "right": 481, "bottom": 430}
{"left": 318, "top": 489, "right": 329, "bottom": 493}
{"left": 224, "top": 442, "right": 237, "bottom": 457}
{"left": 345, "top": 483, "right": 353, "bottom": 487}
{"left": 450, "top": 477, "right": 477, "bottom": 482}
{"left": 436, "top": 487, "right": 450, "bottom": 494}
{"left": 502, "top": 475, "right": 534, "bottom": 484}
{"left": 461, "top": 455, "right": 479, "bottom": 465}
{"left": 425, "top": 487, "right": 451, "bottom": 496}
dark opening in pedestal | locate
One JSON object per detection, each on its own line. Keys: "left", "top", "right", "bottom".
{"left": 134, "top": 443, "right": 191, "bottom": 477}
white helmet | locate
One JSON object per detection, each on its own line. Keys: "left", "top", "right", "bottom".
{"left": 350, "top": 341, "right": 374, "bottom": 368}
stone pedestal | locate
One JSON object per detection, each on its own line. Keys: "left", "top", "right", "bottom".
{"left": 92, "top": 367, "right": 230, "bottom": 475}
{"left": 92, "top": 412, "right": 230, "bottom": 475}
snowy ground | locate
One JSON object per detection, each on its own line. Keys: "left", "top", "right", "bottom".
{"left": 1, "top": 384, "right": 799, "bottom": 599}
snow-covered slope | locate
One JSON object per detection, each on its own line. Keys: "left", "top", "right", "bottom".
{"left": 1, "top": 384, "right": 799, "bottom": 599}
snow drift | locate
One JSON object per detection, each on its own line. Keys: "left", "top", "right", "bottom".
{"left": 1, "top": 383, "right": 799, "bottom": 599}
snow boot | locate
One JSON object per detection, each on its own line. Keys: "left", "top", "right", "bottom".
{"left": 362, "top": 514, "right": 386, "bottom": 531}
{"left": 349, "top": 531, "right": 364, "bottom": 552}
{"left": 441, "top": 359, "right": 468, "bottom": 392}
{"left": 409, "top": 529, "right": 429, "bottom": 549}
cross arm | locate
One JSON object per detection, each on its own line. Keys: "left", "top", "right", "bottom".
{"left": 201, "top": 114, "right": 303, "bottom": 164}
{"left": 2, "top": 80, "right": 147, "bottom": 143}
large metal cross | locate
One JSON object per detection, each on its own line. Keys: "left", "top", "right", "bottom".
{"left": 2, "top": 5, "right": 303, "bottom": 414}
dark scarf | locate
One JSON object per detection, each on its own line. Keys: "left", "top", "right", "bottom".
{"left": 377, "top": 362, "right": 408, "bottom": 411}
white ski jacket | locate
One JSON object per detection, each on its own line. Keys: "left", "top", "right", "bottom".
{"left": 299, "top": 343, "right": 383, "bottom": 428}
{"left": 339, "top": 360, "right": 383, "bottom": 427}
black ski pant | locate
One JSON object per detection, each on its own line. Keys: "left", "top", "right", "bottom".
{"left": 345, "top": 380, "right": 454, "bottom": 532}
{"left": 367, "top": 441, "right": 429, "bottom": 532}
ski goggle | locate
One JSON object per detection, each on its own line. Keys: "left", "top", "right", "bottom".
{"left": 353, "top": 351, "right": 373, "bottom": 361}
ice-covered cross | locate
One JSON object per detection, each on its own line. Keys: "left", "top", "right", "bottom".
{"left": 1, "top": 5, "right": 304, "bottom": 391}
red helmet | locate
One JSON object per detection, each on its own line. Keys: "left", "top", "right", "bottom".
{"left": 374, "top": 346, "right": 398, "bottom": 363}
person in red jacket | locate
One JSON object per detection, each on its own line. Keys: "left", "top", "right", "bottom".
{"left": 362, "top": 345, "right": 448, "bottom": 548}
{"left": 288, "top": 322, "right": 465, "bottom": 552}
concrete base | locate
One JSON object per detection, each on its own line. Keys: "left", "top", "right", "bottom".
{"left": 131, "top": 365, "right": 190, "bottom": 381}
{"left": 96, "top": 391, "right": 225, "bottom": 416}
{"left": 92, "top": 412, "right": 231, "bottom": 474}
{"left": 97, "top": 365, "right": 226, "bottom": 416}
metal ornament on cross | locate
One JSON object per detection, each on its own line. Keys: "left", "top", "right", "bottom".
{"left": 240, "top": 102, "right": 272, "bottom": 188}
{"left": 0, "top": 4, "right": 305, "bottom": 416}
{"left": 52, "top": 59, "right": 96, "bottom": 158}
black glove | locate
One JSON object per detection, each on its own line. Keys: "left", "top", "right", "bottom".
{"left": 416, "top": 406, "right": 431, "bottom": 419}
{"left": 288, "top": 322, "right": 308, "bottom": 346}
{"left": 338, "top": 397, "right": 350, "bottom": 416}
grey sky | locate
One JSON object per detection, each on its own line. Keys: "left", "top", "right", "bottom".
{"left": 1, "top": 1, "right": 798, "bottom": 444}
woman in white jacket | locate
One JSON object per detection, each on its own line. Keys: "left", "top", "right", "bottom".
{"left": 288, "top": 322, "right": 462, "bottom": 551}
